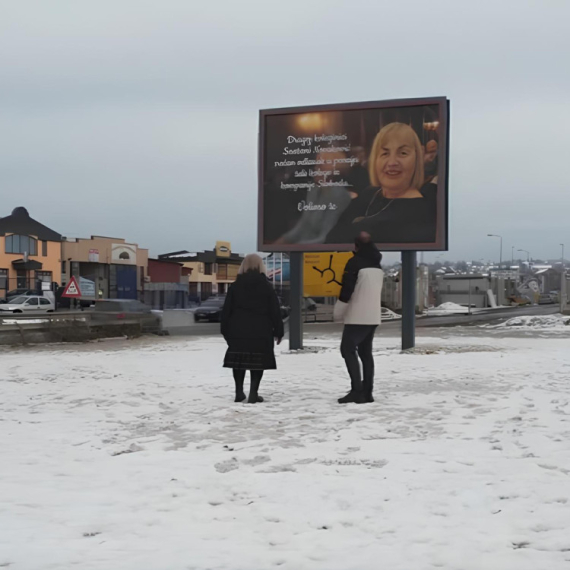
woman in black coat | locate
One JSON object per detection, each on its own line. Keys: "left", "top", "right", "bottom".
{"left": 221, "top": 254, "right": 284, "bottom": 403}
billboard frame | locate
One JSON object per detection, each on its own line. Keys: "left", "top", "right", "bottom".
{"left": 258, "top": 96, "right": 449, "bottom": 253}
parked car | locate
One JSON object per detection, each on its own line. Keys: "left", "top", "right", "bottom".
{"left": 194, "top": 296, "right": 226, "bottom": 322}
{"left": 538, "top": 293, "right": 555, "bottom": 305}
{"left": 549, "top": 291, "right": 560, "bottom": 303}
{"left": 0, "top": 288, "right": 38, "bottom": 303}
{"left": 0, "top": 295, "right": 55, "bottom": 314}
{"left": 91, "top": 299, "right": 161, "bottom": 333}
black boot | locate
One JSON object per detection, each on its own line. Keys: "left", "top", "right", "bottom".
{"left": 363, "top": 380, "right": 374, "bottom": 403}
{"left": 248, "top": 371, "right": 264, "bottom": 404}
{"left": 233, "top": 369, "right": 246, "bottom": 402}
{"left": 338, "top": 390, "right": 365, "bottom": 404}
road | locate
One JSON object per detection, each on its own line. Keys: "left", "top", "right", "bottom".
{"left": 168, "top": 303, "right": 562, "bottom": 338}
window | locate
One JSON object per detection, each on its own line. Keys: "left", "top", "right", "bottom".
{"left": 40, "top": 298, "right": 51, "bottom": 306}
{"left": 27, "top": 298, "right": 39, "bottom": 306}
{"left": 36, "top": 271, "right": 52, "bottom": 283}
{"left": 0, "top": 269, "right": 7, "bottom": 290}
{"left": 204, "top": 263, "right": 213, "bottom": 275}
{"left": 217, "top": 264, "right": 228, "bottom": 280}
{"left": 42, "top": 241, "right": 48, "bottom": 256}
{"left": 5, "top": 234, "right": 37, "bottom": 255}
{"left": 61, "top": 261, "right": 67, "bottom": 275}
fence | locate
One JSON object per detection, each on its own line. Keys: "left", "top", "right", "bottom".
{"left": 0, "top": 311, "right": 159, "bottom": 346}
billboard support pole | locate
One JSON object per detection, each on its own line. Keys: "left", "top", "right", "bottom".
{"left": 289, "top": 251, "right": 303, "bottom": 350}
{"left": 402, "top": 250, "right": 416, "bottom": 350}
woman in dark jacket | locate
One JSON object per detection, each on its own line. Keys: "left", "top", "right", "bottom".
{"left": 221, "top": 254, "right": 284, "bottom": 403}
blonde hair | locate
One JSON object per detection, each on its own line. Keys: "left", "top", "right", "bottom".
{"left": 238, "top": 253, "right": 267, "bottom": 275}
{"left": 368, "top": 122, "right": 424, "bottom": 190}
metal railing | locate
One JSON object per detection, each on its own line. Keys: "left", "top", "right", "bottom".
{"left": 0, "top": 311, "right": 160, "bottom": 345}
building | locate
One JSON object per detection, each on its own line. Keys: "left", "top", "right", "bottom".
{"left": 159, "top": 241, "right": 243, "bottom": 301}
{"left": 145, "top": 258, "right": 191, "bottom": 309}
{"left": 381, "top": 265, "right": 429, "bottom": 312}
{"left": 0, "top": 207, "right": 62, "bottom": 298}
{"left": 61, "top": 236, "right": 149, "bottom": 300}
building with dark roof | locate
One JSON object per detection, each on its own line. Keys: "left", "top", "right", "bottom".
{"left": 0, "top": 207, "right": 62, "bottom": 298}
{"left": 159, "top": 241, "right": 243, "bottom": 300}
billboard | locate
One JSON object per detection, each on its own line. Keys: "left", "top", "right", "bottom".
{"left": 258, "top": 97, "right": 449, "bottom": 252}
{"left": 303, "top": 252, "right": 352, "bottom": 297}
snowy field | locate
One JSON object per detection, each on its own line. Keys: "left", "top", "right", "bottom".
{"left": 2, "top": 330, "right": 570, "bottom": 570}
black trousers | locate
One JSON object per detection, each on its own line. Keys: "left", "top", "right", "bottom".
{"left": 340, "top": 324, "right": 377, "bottom": 395}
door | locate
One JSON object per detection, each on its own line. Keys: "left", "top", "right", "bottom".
{"left": 17, "top": 270, "right": 28, "bottom": 289}
{"left": 39, "top": 298, "right": 53, "bottom": 312}
{"left": 116, "top": 266, "right": 137, "bottom": 300}
{"left": 24, "top": 297, "right": 39, "bottom": 312}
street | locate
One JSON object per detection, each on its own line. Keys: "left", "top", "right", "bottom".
{"left": 167, "top": 303, "right": 562, "bottom": 338}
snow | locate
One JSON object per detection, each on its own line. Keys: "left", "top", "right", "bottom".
{"left": 165, "top": 252, "right": 197, "bottom": 259}
{"left": 436, "top": 302, "right": 466, "bottom": 311}
{"left": 427, "top": 302, "right": 469, "bottom": 315}
{"left": 2, "top": 332, "right": 570, "bottom": 569}
{"left": 490, "top": 315, "right": 570, "bottom": 330}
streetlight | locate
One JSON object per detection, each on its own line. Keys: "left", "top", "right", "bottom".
{"left": 487, "top": 234, "right": 503, "bottom": 269}
{"left": 518, "top": 249, "right": 530, "bottom": 263}
{"left": 560, "top": 244, "right": 565, "bottom": 312}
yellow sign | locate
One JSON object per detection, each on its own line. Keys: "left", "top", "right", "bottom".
{"left": 215, "top": 241, "right": 231, "bottom": 258}
{"left": 303, "top": 252, "right": 352, "bottom": 297}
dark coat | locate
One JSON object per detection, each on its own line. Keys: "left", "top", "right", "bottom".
{"left": 221, "top": 272, "right": 284, "bottom": 351}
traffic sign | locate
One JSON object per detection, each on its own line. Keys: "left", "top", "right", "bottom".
{"left": 303, "top": 252, "right": 352, "bottom": 297}
{"left": 62, "top": 276, "right": 82, "bottom": 298}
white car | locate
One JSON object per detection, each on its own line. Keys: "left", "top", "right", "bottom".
{"left": 0, "top": 295, "right": 55, "bottom": 314}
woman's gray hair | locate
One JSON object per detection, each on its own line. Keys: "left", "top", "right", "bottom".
{"left": 238, "top": 253, "right": 267, "bottom": 275}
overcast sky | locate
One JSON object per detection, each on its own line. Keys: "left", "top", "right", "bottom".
{"left": 1, "top": 0, "right": 569, "bottom": 264}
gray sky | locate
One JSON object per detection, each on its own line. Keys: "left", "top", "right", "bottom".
{"left": 1, "top": 0, "right": 569, "bottom": 264}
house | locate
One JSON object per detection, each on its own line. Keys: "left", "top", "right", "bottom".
{"left": 0, "top": 207, "right": 62, "bottom": 298}
{"left": 61, "top": 236, "right": 149, "bottom": 300}
{"left": 145, "top": 258, "right": 191, "bottom": 309}
{"left": 159, "top": 241, "right": 243, "bottom": 301}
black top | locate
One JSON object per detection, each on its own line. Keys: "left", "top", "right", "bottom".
{"left": 326, "top": 186, "right": 436, "bottom": 244}
{"left": 339, "top": 243, "right": 383, "bottom": 303}
{"left": 221, "top": 272, "right": 284, "bottom": 342}
{"left": 0, "top": 207, "right": 62, "bottom": 241}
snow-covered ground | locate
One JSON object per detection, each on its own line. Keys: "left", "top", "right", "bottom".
{"left": 2, "top": 332, "right": 570, "bottom": 570}
{"left": 488, "top": 314, "right": 570, "bottom": 330}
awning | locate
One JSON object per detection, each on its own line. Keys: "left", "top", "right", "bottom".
{"left": 12, "top": 259, "right": 43, "bottom": 271}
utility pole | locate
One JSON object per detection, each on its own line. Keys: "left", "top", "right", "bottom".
{"left": 487, "top": 234, "right": 503, "bottom": 304}
{"left": 518, "top": 249, "right": 530, "bottom": 263}
{"left": 487, "top": 234, "right": 503, "bottom": 269}
{"left": 560, "top": 243, "right": 565, "bottom": 313}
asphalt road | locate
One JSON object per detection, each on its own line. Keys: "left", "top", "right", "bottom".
{"left": 168, "top": 303, "right": 562, "bottom": 337}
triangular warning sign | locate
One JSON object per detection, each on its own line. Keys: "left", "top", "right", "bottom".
{"left": 62, "top": 276, "right": 82, "bottom": 298}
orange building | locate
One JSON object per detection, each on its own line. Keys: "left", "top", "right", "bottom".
{"left": 0, "top": 207, "right": 62, "bottom": 299}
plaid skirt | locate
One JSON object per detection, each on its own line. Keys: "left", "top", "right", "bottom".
{"left": 223, "top": 337, "right": 277, "bottom": 370}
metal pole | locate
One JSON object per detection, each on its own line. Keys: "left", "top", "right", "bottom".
{"left": 289, "top": 251, "right": 303, "bottom": 350}
{"left": 401, "top": 251, "right": 417, "bottom": 350}
{"left": 499, "top": 236, "right": 503, "bottom": 270}
{"left": 560, "top": 244, "right": 565, "bottom": 313}
{"left": 272, "top": 254, "right": 276, "bottom": 288}
{"left": 468, "top": 279, "right": 472, "bottom": 315}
